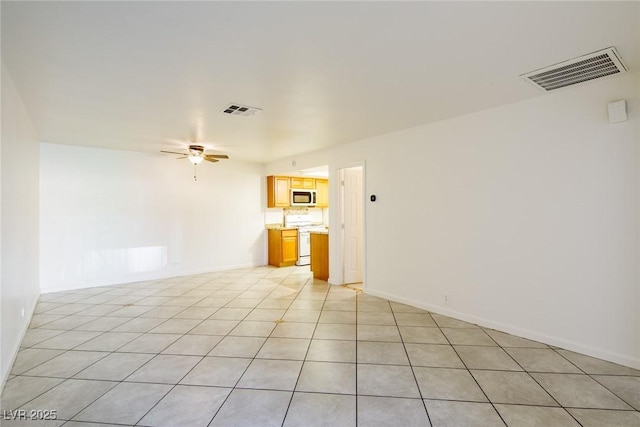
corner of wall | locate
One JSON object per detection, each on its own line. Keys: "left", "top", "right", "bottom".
{"left": 1, "top": 63, "right": 41, "bottom": 390}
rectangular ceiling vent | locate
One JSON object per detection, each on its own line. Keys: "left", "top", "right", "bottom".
{"left": 222, "top": 103, "right": 262, "bottom": 117}
{"left": 520, "top": 47, "right": 627, "bottom": 91}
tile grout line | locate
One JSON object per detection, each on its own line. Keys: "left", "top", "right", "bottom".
{"left": 11, "top": 268, "right": 271, "bottom": 423}
{"left": 492, "top": 337, "right": 580, "bottom": 425}
{"left": 202, "top": 268, "right": 310, "bottom": 427}
{"left": 435, "top": 317, "right": 509, "bottom": 426}
{"left": 550, "top": 346, "right": 640, "bottom": 413}
{"left": 8, "top": 266, "right": 640, "bottom": 426}
{"left": 390, "top": 299, "right": 434, "bottom": 426}
{"left": 279, "top": 275, "right": 330, "bottom": 427}
{"left": 29, "top": 274, "right": 231, "bottom": 424}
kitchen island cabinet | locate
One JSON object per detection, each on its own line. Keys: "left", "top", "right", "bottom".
{"left": 310, "top": 231, "right": 329, "bottom": 280}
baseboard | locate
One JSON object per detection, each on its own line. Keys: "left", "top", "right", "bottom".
{"left": 1, "top": 292, "right": 39, "bottom": 392}
{"left": 40, "top": 262, "right": 262, "bottom": 294}
{"left": 366, "top": 288, "right": 640, "bottom": 371}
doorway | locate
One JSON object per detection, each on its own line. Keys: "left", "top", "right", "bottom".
{"left": 339, "top": 165, "right": 364, "bottom": 286}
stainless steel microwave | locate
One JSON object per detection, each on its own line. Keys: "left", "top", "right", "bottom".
{"left": 290, "top": 189, "right": 317, "bottom": 206}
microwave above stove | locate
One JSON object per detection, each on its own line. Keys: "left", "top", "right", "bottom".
{"left": 291, "top": 189, "right": 317, "bottom": 206}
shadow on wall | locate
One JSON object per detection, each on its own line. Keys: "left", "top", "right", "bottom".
{"left": 250, "top": 233, "right": 267, "bottom": 266}
{"left": 81, "top": 246, "right": 168, "bottom": 277}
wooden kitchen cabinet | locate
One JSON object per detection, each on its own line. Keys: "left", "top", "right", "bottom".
{"left": 267, "top": 176, "right": 290, "bottom": 207}
{"left": 315, "top": 179, "right": 328, "bottom": 208}
{"left": 310, "top": 232, "right": 329, "bottom": 280}
{"left": 268, "top": 228, "right": 298, "bottom": 267}
{"left": 290, "top": 177, "right": 316, "bottom": 189}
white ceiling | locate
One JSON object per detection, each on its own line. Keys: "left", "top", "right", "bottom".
{"left": 2, "top": 1, "right": 638, "bottom": 163}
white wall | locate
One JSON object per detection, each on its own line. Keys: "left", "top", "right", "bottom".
{"left": 267, "top": 72, "right": 640, "bottom": 368}
{"left": 40, "top": 143, "right": 266, "bottom": 292}
{"left": 1, "top": 65, "right": 41, "bottom": 386}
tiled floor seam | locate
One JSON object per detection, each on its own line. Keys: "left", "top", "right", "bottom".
{"left": 549, "top": 346, "right": 640, "bottom": 412}
{"left": 438, "top": 317, "right": 510, "bottom": 426}
{"left": 127, "top": 353, "right": 208, "bottom": 426}
{"left": 16, "top": 270, "right": 263, "bottom": 424}
{"left": 391, "top": 304, "right": 433, "bottom": 427}
{"left": 7, "top": 266, "right": 640, "bottom": 426}
{"left": 280, "top": 276, "right": 328, "bottom": 427}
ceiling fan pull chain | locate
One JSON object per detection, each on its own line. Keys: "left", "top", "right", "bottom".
{"left": 194, "top": 164, "right": 197, "bottom": 181}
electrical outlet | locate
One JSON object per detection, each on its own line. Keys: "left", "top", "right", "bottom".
{"left": 443, "top": 294, "right": 451, "bottom": 305}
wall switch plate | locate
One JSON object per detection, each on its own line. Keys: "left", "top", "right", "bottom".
{"left": 443, "top": 294, "right": 451, "bottom": 305}
{"left": 608, "top": 100, "right": 627, "bottom": 123}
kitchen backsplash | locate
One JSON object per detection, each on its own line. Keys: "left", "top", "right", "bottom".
{"left": 265, "top": 207, "right": 327, "bottom": 226}
{"left": 283, "top": 207, "right": 312, "bottom": 216}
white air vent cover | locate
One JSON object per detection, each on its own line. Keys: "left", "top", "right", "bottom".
{"left": 521, "top": 47, "right": 627, "bottom": 91}
{"left": 222, "top": 103, "right": 262, "bottom": 116}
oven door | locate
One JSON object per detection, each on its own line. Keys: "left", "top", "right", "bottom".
{"left": 297, "top": 231, "right": 311, "bottom": 265}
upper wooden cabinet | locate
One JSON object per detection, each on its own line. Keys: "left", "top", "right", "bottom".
{"left": 290, "top": 177, "right": 316, "bottom": 189}
{"left": 267, "top": 176, "right": 290, "bottom": 208}
{"left": 315, "top": 179, "right": 329, "bottom": 208}
{"left": 267, "top": 175, "right": 329, "bottom": 208}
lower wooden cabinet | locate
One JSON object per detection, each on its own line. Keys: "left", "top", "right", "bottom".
{"left": 268, "top": 228, "right": 298, "bottom": 267}
{"left": 310, "top": 232, "right": 329, "bottom": 280}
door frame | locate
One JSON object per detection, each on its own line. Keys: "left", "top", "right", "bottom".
{"left": 335, "top": 161, "right": 366, "bottom": 289}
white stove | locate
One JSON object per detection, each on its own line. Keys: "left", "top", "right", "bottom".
{"left": 284, "top": 215, "right": 327, "bottom": 266}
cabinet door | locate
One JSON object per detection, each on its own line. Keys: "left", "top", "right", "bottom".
{"left": 290, "top": 177, "right": 304, "bottom": 189}
{"left": 275, "top": 177, "right": 290, "bottom": 206}
{"left": 315, "top": 179, "right": 329, "bottom": 207}
{"left": 282, "top": 236, "right": 298, "bottom": 263}
{"left": 267, "top": 176, "right": 290, "bottom": 207}
{"left": 291, "top": 177, "right": 316, "bottom": 189}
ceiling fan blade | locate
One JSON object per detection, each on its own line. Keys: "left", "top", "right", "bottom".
{"left": 203, "top": 157, "right": 219, "bottom": 163}
{"left": 204, "top": 154, "right": 229, "bottom": 160}
{"left": 177, "top": 156, "right": 188, "bottom": 159}
{"left": 161, "top": 150, "right": 187, "bottom": 155}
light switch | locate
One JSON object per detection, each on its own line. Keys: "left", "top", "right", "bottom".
{"left": 608, "top": 100, "right": 627, "bottom": 124}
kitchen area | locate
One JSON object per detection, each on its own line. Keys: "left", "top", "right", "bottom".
{"left": 265, "top": 168, "right": 330, "bottom": 281}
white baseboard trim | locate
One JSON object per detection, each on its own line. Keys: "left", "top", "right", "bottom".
{"left": 366, "top": 288, "right": 640, "bottom": 371}
{"left": 40, "top": 262, "right": 261, "bottom": 294}
{"left": 1, "top": 292, "right": 39, "bottom": 392}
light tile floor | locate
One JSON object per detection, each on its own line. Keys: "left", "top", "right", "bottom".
{"left": 1, "top": 266, "right": 639, "bottom": 426}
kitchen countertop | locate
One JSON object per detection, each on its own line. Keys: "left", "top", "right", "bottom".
{"left": 266, "top": 224, "right": 328, "bottom": 232}
{"left": 265, "top": 224, "right": 296, "bottom": 230}
{"left": 309, "top": 230, "right": 329, "bottom": 235}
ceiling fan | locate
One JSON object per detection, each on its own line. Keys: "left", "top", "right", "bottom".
{"left": 161, "top": 144, "right": 229, "bottom": 180}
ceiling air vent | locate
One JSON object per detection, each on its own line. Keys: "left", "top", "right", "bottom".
{"left": 520, "top": 47, "right": 627, "bottom": 91}
{"left": 222, "top": 103, "right": 262, "bottom": 117}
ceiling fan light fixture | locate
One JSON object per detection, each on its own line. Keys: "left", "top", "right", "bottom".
{"left": 188, "top": 155, "right": 203, "bottom": 165}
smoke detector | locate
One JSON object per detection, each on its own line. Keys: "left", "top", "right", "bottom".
{"left": 521, "top": 47, "right": 627, "bottom": 91}
{"left": 222, "top": 103, "right": 262, "bottom": 116}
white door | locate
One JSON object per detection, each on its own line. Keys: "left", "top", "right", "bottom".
{"left": 342, "top": 166, "right": 363, "bottom": 284}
